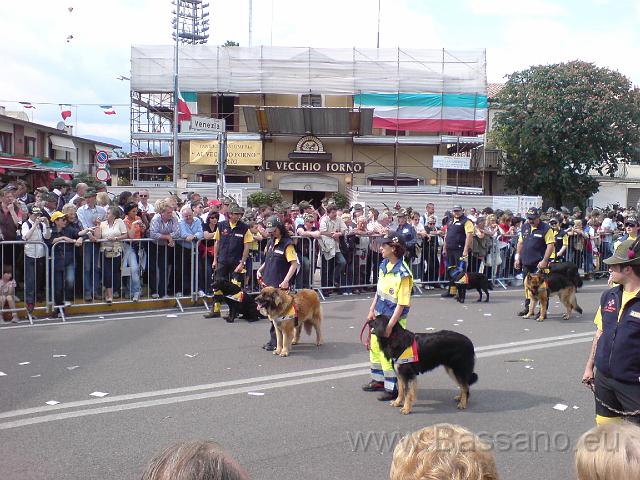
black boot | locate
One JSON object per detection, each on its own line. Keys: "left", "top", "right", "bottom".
{"left": 517, "top": 299, "right": 530, "bottom": 316}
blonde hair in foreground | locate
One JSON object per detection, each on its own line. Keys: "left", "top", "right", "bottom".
{"left": 575, "top": 423, "right": 640, "bottom": 480}
{"left": 141, "top": 440, "right": 249, "bottom": 480}
{"left": 390, "top": 423, "right": 498, "bottom": 480}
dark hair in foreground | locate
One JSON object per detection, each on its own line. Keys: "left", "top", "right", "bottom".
{"left": 141, "top": 440, "right": 250, "bottom": 480}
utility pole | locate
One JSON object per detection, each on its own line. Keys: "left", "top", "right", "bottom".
{"left": 172, "top": 0, "right": 180, "bottom": 188}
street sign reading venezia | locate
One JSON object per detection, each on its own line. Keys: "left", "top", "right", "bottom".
{"left": 189, "top": 140, "right": 262, "bottom": 166}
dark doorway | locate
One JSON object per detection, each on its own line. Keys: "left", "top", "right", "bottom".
{"left": 293, "top": 191, "right": 326, "bottom": 209}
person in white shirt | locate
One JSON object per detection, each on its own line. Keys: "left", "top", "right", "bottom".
{"left": 599, "top": 211, "right": 616, "bottom": 260}
{"left": 21, "top": 205, "right": 51, "bottom": 312}
{"left": 77, "top": 189, "right": 106, "bottom": 302}
{"left": 138, "top": 189, "right": 155, "bottom": 219}
{"left": 69, "top": 183, "right": 88, "bottom": 205}
{"left": 318, "top": 205, "right": 346, "bottom": 296}
{"left": 94, "top": 206, "right": 128, "bottom": 303}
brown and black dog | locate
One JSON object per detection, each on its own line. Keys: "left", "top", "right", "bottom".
{"left": 524, "top": 272, "right": 582, "bottom": 321}
{"left": 255, "top": 287, "right": 323, "bottom": 357}
{"left": 369, "top": 315, "right": 478, "bottom": 414}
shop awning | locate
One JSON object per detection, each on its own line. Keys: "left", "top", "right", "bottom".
{"left": 0, "top": 157, "right": 36, "bottom": 168}
{"left": 50, "top": 135, "right": 76, "bottom": 153}
{"left": 278, "top": 174, "right": 338, "bottom": 192}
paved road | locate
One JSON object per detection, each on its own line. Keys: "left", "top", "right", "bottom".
{"left": 0, "top": 282, "right": 607, "bottom": 480}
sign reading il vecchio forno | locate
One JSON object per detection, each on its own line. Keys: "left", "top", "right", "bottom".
{"left": 189, "top": 140, "right": 262, "bottom": 166}
{"left": 264, "top": 160, "right": 364, "bottom": 173}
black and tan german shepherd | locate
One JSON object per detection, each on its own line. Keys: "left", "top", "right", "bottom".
{"left": 368, "top": 315, "right": 478, "bottom": 414}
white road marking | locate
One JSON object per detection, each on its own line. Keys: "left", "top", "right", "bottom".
{"left": 0, "top": 333, "right": 594, "bottom": 430}
{"left": 0, "top": 281, "right": 607, "bottom": 330}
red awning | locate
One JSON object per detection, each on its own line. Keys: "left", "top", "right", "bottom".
{"left": 58, "top": 173, "right": 72, "bottom": 180}
{"left": 0, "top": 157, "right": 36, "bottom": 168}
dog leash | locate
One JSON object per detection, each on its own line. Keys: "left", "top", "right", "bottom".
{"left": 584, "top": 381, "right": 640, "bottom": 417}
{"left": 359, "top": 319, "right": 371, "bottom": 350}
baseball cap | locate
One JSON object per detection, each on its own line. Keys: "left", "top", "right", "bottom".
{"left": 526, "top": 207, "right": 540, "bottom": 219}
{"left": 452, "top": 205, "right": 463, "bottom": 211}
{"left": 625, "top": 217, "right": 638, "bottom": 226}
{"left": 303, "top": 213, "right": 315, "bottom": 222}
{"left": 264, "top": 215, "right": 283, "bottom": 231}
{"left": 50, "top": 211, "right": 67, "bottom": 222}
{"left": 396, "top": 208, "right": 408, "bottom": 217}
{"left": 298, "top": 201, "right": 312, "bottom": 210}
{"left": 28, "top": 205, "right": 42, "bottom": 215}
{"left": 229, "top": 204, "right": 244, "bottom": 214}
{"left": 352, "top": 203, "right": 364, "bottom": 211}
{"left": 379, "top": 232, "right": 406, "bottom": 247}
{"left": 208, "top": 199, "right": 222, "bottom": 207}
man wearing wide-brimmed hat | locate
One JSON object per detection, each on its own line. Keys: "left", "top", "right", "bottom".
{"left": 582, "top": 239, "right": 640, "bottom": 426}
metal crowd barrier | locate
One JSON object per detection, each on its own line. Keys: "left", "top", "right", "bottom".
{"left": 0, "top": 229, "right": 625, "bottom": 325}
{"left": 0, "top": 240, "right": 50, "bottom": 324}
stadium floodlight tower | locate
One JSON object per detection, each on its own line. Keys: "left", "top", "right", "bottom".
{"left": 170, "top": 0, "right": 210, "bottom": 187}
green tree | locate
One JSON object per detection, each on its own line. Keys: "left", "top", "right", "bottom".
{"left": 222, "top": 40, "right": 239, "bottom": 47}
{"left": 493, "top": 61, "right": 640, "bottom": 208}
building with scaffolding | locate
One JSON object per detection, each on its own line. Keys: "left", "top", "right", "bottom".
{"left": 127, "top": 45, "right": 504, "bottom": 206}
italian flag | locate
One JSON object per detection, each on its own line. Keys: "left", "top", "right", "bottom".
{"left": 60, "top": 104, "right": 72, "bottom": 121}
{"left": 19, "top": 102, "right": 36, "bottom": 109}
{"left": 100, "top": 105, "right": 116, "bottom": 115}
{"left": 354, "top": 93, "right": 488, "bottom": 134}
{"left": 177, "top": 90, "right": 195, "bottom": 122}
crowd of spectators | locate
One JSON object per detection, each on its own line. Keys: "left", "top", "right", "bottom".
{"left": 1, "top": 178, "right": 638, "bottom": 317}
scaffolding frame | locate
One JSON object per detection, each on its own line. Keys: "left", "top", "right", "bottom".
{"left": 130, "top": 91, "right": 175, "bottom": 182}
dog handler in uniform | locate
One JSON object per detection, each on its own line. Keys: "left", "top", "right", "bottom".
{"left": 441, "top": 206, "right": 474, "bottom": 298}
{"left": 514, "top": 207, "right": 555, "bottom": 316}
{"left": 582, "top": 238, "right": 640, "bottom": 426}
{"left": 363, "top": 232, "right": 413, "bottom": 401}
{"left": 257, "top": 216, "right": 299, "bottom": 351}
{"left": 204, "top": 205, "right": 253, "bottom": 318}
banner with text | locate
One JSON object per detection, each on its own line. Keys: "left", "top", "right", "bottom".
{"left": 189, "top": 140, "right": 262, "bottom": 166}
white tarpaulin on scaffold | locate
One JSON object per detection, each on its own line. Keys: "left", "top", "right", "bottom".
{"left": 131, "top": 46, "right": 486, "bottom": 95}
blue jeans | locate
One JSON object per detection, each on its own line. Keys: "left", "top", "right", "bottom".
{"left": 83, "top": 242, "right": 101, "bottom": 298}
{"left": 54, "top": 261, "right": 75, "bottom": 305}
{"left": 122, "top": 244, "right": 141, "bottom": 296}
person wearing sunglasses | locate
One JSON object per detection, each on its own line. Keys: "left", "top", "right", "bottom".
{"left": 613, "top": 217, "right": 639, "bottom": 251}
{"left": 137, "top": 189, "right": 155, "bottom": 219}
{"left": 549, "top": 217, "right": 568, "bottom": 262}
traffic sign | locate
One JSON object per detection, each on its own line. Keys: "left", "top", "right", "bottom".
{"left": 95, "top": 150, "right": 109, "bottom": 164}
{"left": 95, "top": 168, "right": 110, "bottom": 182}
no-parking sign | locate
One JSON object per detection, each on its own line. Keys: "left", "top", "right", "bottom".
{"left": 95, "top": 168, "right": 110, "bottom": 182}
{"left": 95, "top": 150, "right": 109, "bottom": 164}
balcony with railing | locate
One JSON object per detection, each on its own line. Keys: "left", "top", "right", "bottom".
{"left": 470, "top": 147, "right": 504, "bottom": 171}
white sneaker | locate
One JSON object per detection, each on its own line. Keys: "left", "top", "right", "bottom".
{"left": 197, "top": 290, "right": 205, "bottom": 297}
{"left": 132, "top": 293, "right": 140, "bottom": 302}
{"left": 151, "top": 293, "right": 159, "bottom": 299}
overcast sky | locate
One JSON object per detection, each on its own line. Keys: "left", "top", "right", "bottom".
{"left": 2, "top": 0, "right": 639, "bottom": 146}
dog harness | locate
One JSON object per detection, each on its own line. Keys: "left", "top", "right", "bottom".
{"left": 272, "top": 302, "right": 299, "bottom": 326}
{"left": 454, "top": 273, "right": 469, "bottom": 285}
{"left": 395, "top": 338, "right": 420, "bottom": 364}
{"left": 224, "top": 291, "right": 245, "bottom": 303}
